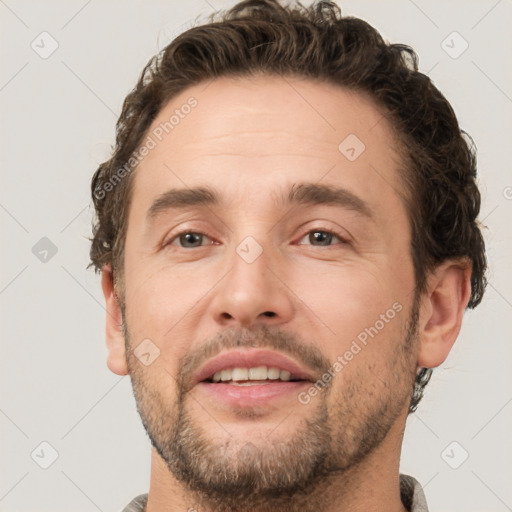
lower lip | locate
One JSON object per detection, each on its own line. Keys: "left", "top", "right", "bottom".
{"left": 196, "top": 381, "right": 309, "bottom": 407}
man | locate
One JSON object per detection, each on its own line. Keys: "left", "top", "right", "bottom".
{"left": 89, "top": 1, "right": 487, "bottom": 511}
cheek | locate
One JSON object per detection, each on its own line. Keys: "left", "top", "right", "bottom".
{"left": 123, "top": 269, "right": 195, "bottom": 398}
{"left": 292, "top": 262, "right": 405, "bottom": 347}
{"left": 124, "top": 262, "right": 213, "bottom": 353}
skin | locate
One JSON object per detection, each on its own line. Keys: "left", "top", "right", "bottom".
{"left": 101, "top": 75, "right": 471, "bottom": 512}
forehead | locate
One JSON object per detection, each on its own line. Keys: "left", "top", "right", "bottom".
{"left": 130, "top": 75, "right": 406, "bottom": 218}
{"left": 146, "top": 75, "right": 396, "bottom": 152}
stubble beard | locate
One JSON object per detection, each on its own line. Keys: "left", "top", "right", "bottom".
{"left": 123, "top": 304, "right": 419, "bottom": 512}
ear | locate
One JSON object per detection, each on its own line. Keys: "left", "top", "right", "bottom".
{"left": 417, "top": 259, "right": 472, "bottom": 368}
{"left": 101, "top": 264, "right": 129, "bottom": 376}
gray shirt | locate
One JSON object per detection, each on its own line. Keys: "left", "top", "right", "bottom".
{"left": 121, "top": 474, "right": 429, "bottom": 511}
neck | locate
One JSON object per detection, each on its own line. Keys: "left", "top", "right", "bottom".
{"left": 145, "top": 415, "right": 409, "bottom": 512}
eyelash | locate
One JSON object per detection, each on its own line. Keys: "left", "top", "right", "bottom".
{"left": 163, "top": 227, "right": 349, "bottom": 249}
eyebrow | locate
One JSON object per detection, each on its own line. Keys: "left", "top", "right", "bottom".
{"left": 286, "top": 182, "right": 373, "bottom": 219}
{"left": 147, "top": 186, "right": 219, "bottom": 220}
{"left": 146, "top": 182, "right": 373, "bottom": 222}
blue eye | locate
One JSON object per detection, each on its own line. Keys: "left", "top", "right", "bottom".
{"left": 164, "top": 228, "right": 348, "bottom": 250}
{"left": 167, "top": 232, "right": 212, "bottom": 248}
{"left": 298, "top": 229, "right": 346, "bottom": 246}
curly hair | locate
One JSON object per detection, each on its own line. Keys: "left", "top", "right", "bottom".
{"left": 89, "top": 0, "right": 487, "bottom": 413}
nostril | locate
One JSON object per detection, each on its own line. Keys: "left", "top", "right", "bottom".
{"left": 263, "top": 311, "right": 276, "bottom": 317}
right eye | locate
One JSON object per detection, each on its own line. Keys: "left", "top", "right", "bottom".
{"left": 163, "top": 231, "right": 215, "bottom": 249}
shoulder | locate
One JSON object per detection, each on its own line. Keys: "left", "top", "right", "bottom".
{"left": 120, "top": 493, "right": 148, "bottom": 512}
{"left": 400, "top": 474, "right": 430, "bottom": 512}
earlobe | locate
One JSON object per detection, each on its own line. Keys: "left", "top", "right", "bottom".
{"left": 417, "top": 260, "right": 472, "bottom": 369}
{"left": 101, "top": 264, "right": 129, "bottom": 376}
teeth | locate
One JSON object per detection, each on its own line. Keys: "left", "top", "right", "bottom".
{"left": 280, "top": 370, "right": 291, "bottom": 381}
{"left": 210, "top": 366, "right": 295, "bottom": 383}
{"left": 248, "top": 366, "right": 267, "bottom": 380}
{"left": 267, "top": 367, "right": 280, "bottom": 380}
{"left": 232, "top": 368, "right": 249, "bottom": 381}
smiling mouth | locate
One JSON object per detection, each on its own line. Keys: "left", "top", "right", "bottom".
{"left": 202, "top": 365, "right": 306, "bottom": 385}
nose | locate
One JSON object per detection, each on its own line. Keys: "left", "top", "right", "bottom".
{"left": 209, "top": 239, "right": 295, "bottom": 328}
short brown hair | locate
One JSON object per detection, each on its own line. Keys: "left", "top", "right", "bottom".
{"left": 89, "top": 0, "right": 487, "bottom": 412}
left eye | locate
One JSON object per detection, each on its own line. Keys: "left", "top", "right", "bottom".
{"left": 298, "top": 229, "right": 346, "bottom": 246}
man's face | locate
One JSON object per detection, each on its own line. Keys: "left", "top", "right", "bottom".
{"left": 120, "top": 76, "right": 418, "bottom": 506}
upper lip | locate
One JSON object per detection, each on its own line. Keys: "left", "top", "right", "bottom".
{"left": 193, "top": 349, "right": 316, "bottom": 384}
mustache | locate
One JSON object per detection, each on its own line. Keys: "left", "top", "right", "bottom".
{"left": 177, "top": 324, "right": 331, "bottom": 395}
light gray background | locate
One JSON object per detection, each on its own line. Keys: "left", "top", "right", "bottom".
{"left": 1, "top": 1, "right": 511, "bottom": 511}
